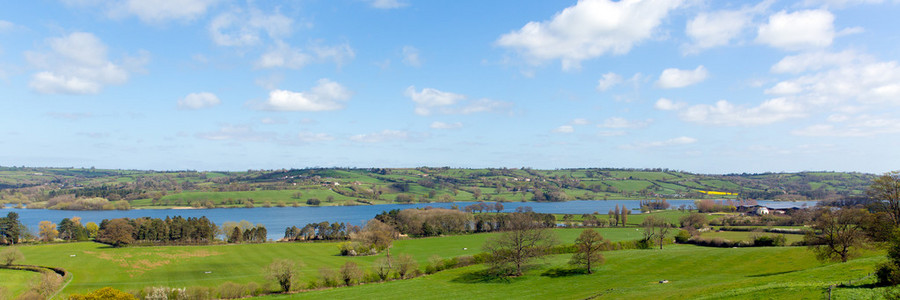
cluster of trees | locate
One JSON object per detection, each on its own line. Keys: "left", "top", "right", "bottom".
{"left": 374, "top": 208, "right": 556, "bottom": 237}
{"left": 97, "top": 216, "right": 219, "bottom": 247}
{"left": 222, "top": 221, "right": 267, "bottom": 243}
{"left": 283, "top": 221, "right": 357, "bottom": 241}
{"left": 607, "top": 205, "right": 629, "bottom": 227}
{"left": 463, "top": 201, "right": 503, "bottom": 213}
{"left": 0, "top": 212, "right": 24, "bottom": 245}
{"left": 639, "top": 199, "right": 671, "bottom": 211}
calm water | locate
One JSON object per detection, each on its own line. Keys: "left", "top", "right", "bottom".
{"left": 1, "top": 200, "right": 817, "bottom": 240}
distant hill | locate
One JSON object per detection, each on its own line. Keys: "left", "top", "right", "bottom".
{"left": 0, "top": 166, "right": 877, "bottom": 209}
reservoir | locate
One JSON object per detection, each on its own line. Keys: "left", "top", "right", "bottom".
{"left": 2, "top": 199, "right": 817, "bottom": 240}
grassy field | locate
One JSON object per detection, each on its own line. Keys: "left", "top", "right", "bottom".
{"left": 11, "top": 228, "right": 641, "bottom": 297}
{"left": 0, "top": 268, "right": 41, "bottom": 299}
{"left": 265, "top": 245, "right": 885, "bottom": 299}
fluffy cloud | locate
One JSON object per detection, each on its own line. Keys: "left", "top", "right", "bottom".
{"left": 430, "top": 121, "right": 463, "bottom": 129}
{"left": 209, "top": 8, "right": 293, "bottom": 47}
{"left": 350, "top": 130, "right": 410, "bottom": 143}
{"left": 654, "top": 98, "right": 686, "bottom": 111}
{"left": 678, "top": 98, "right": 807, "bottom": 126}
{"left": 571, "top": 118, "right": 590, "bottom": 125}
{"left": 596, "top": 72, "right": 623, "bottom": 91}
{"left": 402, "top": 46, "right": 421, "bottom": 67}
{"left": 597, "top": 117, "right": 651, "bottom": 129}
{"left": 756, "top": 9, "right": 835, "bottom": 51}
{"left": 656, "top": 65, "right": 708, "bottom": 88}
{"left": 256, "top": 41, "right": 354, "bottom": 69}
{"left": 258, "top": 79, "right": 352, "bottom": 111}
{"left": 623, "top": 136, "right": 697, "bottom": 149}
{"left": 496, "top": 0, "right": 683, "bottom": 70}
{"left": 367, "top": 0, "right": 408, "bottom": 9}
{"left": 553, "top": 125, "right": 575, "bottom": 133}
{"left": 178, "top": 92, "right": 221, "bottom": 110}
{"left": 405, "top": 86, "right": 466, "bottom": 116}
{"left": 26, "top": 32, "right": 145, "bottom": 95}
{"left": 770, "top": 50, "right": 863, "bottom": 74}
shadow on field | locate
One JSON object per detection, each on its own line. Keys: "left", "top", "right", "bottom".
{"left": 541, "top": 267, "right": 588, "bottom": 278}
{"left": 451, "top": 269, "right": 519, "bottom": 284}
{"left": 746, "top": 270, "right": 799, "bottom": 277}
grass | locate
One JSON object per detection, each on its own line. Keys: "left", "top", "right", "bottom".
{"left": 12, "top": 228, "right": 639, "bottom": 297}
{"left": 0, "top": 268, "right": 41, "bottom": 299}
{"left": 264, "top": 245, "right": 884, "bottom": 299}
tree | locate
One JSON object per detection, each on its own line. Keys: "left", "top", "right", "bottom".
{"left": 395, "top": 253, "right": 418, "bottom": 279}
{"left": 1, "top": 247, "right": 24, "bottom": 266}
{"left": 569, "top": 229, "right": 606, "bottom": 274}
{"left": 483, "top": 213, "right": 558, "bottom": 276}
{"left": 494, "top": 202, "right": 504, "bottom": 213}
{"left": 265, "top": 259, "right": 298, "bottom": 292}
{"left": 679, "top": 213, "right": 708, "bottom": 229}
{"left": 0, "top": 212, "right": 22, "bottom": 245}
{"left": 98, "top": 218, "right": 134, "bottom": 247}
{"left": 870, "top": 171, "right": 900, "bottom": 226}
{"left": 621, "top": 206, "right": 628, "bottom": 226}
{"left": 804, "top": 207, "right": 869, "bottom": 262}
{"left": 353, "top": 219, "right": 395, "bottom": 252}
{"left": 85, "top": 222, "right": 99, "bottom": 239}
{"left": 642, "top": 216, "right": 671, "bottom": 249}
{"left": 39, "top": 221, "right": 58, "bottom": 242}
{"left": 340, "top": 261, "right": 364, "bottom": 286}
{"left": 373, "top": 255, "right": 394, "bottom": 281}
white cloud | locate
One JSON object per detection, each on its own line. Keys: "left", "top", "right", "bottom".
{"left": 209, "top": 8, "right": 293, "bottom": 47}
{"left": 654, "top": 98, "right": 686, "bottom": 111}
{"left": 678, "top": 98, "right": 807, "bottom": 126}
{"left": 756, "top": 9, "right": 835, "bottom": 51}
{"left": 256, "top": 42, "right": 311, "bottom": 69}
{"left": 368, "top": 0, "right": 408, "bottom": 9}
{"left": 297, "top": 132, "right": 334, "bottom": 142}
{"left": 195, "top": 125, "right": 274, "bottom": 142}
{"left": 793, "top": 115, "right": 900, "bottom": 137}
{"left": 178, "top": 92, "right": 221, "bottom": 110}
{"left": 456, "top": 98, "right": 512, "bottom": 114}
{"left": 597, "top": 117, "right": 651, "bottom": 129}
{"left": 767, "top": 54, "right": 900, "bottom": 106}
{"left": 624, "top": 136, "right": 697, "bottom": 149}
{"left": 350, "top": 130, "right": 410, "bottom": 143}
{"left": 260, "top": 117, "right": 287, "bottom": 124}
{"left": 110, "top": 0, "right": 219, "bottom": 23}
{"left": 765, "top": 81, "right": 803, "bottom": 95}
{"left": 596, "top": 72, "right": 623, "bottom": 91}
{"left": 496, "top": 0, "right": 683, "bottom": 70}
{"left": 404, "top": 86, "right": 466, "bottom": 115}
{"left": 770, "top": 50, "right": 863, "bottom": 73}
{"left": 553, "top": 125, "right": 575, "bottom": 133}
{"left": 26, "top": 32, "right": 145, "bottom": 95}
{"left": 0, "top": 20, "right": 14, "bottom": 32}
{"left": 802, "top": 0, "right": 887, "bottom": 8}
{"left": 259, "top": 79, "right": 352, "bottom": 111}
{"left": 402, "top": 46, "right": 421, "bottom": 67}
{"left": 682, "top": 0, "right": 772, "bottom": 53}
{"left": 430, "top": 121, "right": 463, "bottom": 129}
{"left": 310, "top": 42, "right": 355, "bottom": 68}
{"left": 656, "top": 65, "right": 708, "bottom": 88}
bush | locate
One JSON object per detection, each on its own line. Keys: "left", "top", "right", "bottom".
{"left": 307, "top": 198, "right": 321, "bottom": 206}
{"left": 675, "top": 230, "right": 692, "bottom": 243}
{"left": 216, "top": 282, "right": 245, "bottom": 299}
{"left": 752, "top": 234, "right": 786, "bottom": 247}
{"left": 877, "top": 262, "right": 900, "bottom": 286}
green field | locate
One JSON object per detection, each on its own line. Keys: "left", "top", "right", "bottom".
{"left": 699, "top": 230, "right": 806, "bottom": 245}
{"left": 10, "top": 228, "right": 641, "bottom": 298}
{"left": 0, "top": 268, "right": 41, "bottom": 299}
{"left": 267, "top": 246, "right": 885, "bottom": 299}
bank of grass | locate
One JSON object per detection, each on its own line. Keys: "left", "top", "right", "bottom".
{"left": 266, "top": 246, "right": 884, "bottom": 300}
{"left": 13, "top": 228, "right": 640, "bottom": 297}
{"left": 0, "top": 268, "right": 41, "bottom": 299}
{"left": 699, "top": 230, "right": 806, "bottom": 245}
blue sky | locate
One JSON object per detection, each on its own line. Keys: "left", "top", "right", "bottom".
{"left": 1, "top": 0, "right": 899, "bottom": 173}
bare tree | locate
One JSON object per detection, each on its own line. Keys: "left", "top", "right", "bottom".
{"left": 265, "top": 259, "right": 298, "bottom": 292}
{"left": 869, "top": 171, "right": 900, "bottom": 226}
{"left": 642, "top": 216, "right": 671, "bottom": 249}
{"left": 373, "top": 255, "right": 394, "bottom": 281}
{"left": 483, "top": 213, "right": 557, "bottom": 276}
{"left": 804, "top": 208, "right": 869, "bottom": 262}
{"left": 569, "top": 229, "right": 606, "bottom": 274}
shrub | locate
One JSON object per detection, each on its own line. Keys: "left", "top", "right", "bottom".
{"left": 306, "top": 198, "right": 321, "bottom": 206}
{"left": 675, "top": 230, "right": 692, "bottom": 243}
{"left": 752, "top": 234, "right": 786, "bottom": 247}
{"left": 877, "top": 262, "right": 900, "bottom": 286}
{"left": 216, "top": 282, "right": 244, "bottom": 299}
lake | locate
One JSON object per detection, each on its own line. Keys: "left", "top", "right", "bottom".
{"left": 1, "top": 199, "right": 817, "bottom": 240}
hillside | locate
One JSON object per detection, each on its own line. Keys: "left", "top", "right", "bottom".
{"left": 0, "top": 166, "right": 876, "bottom": 209}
